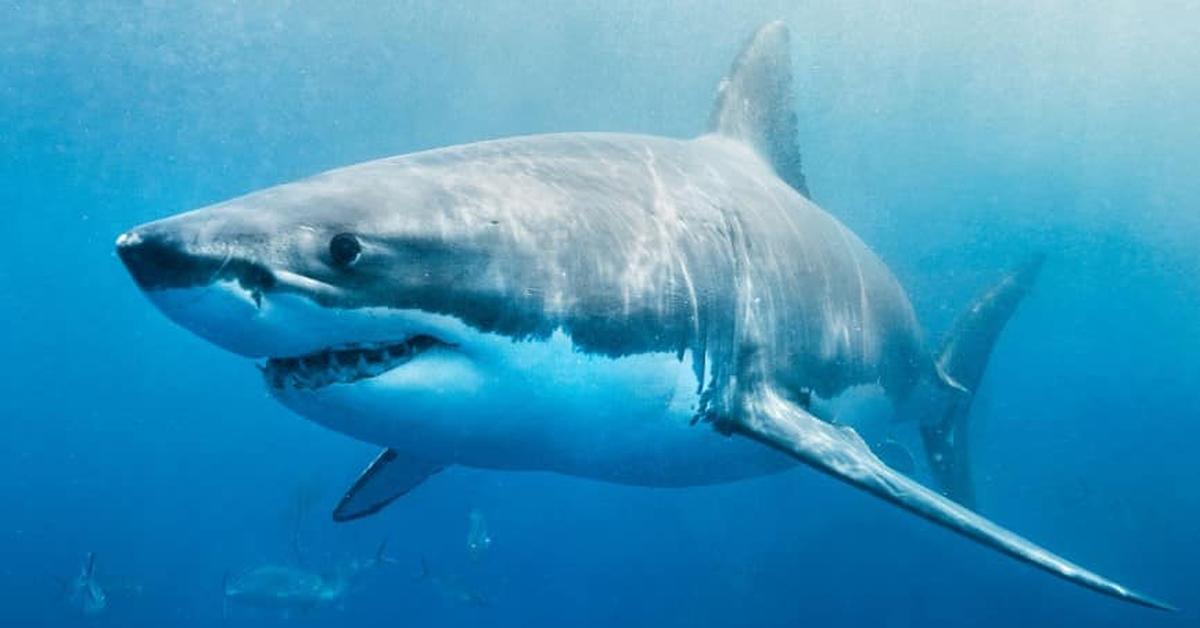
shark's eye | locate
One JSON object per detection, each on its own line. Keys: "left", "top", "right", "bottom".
{"left": 329, "top": 233, "right": 362, "bottom": 267}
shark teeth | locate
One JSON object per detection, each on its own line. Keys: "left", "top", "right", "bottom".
{"left": 262, "top": 335, "right": 446, "bottom": 391}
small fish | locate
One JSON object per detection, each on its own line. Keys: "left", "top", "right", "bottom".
{"left": 466, "top": 509, "right": 492, "bottom": 563}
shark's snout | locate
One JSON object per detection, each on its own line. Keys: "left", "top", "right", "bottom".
{"left": 115, "top": 227, "right": 276, "bottom": 295}
{"left": 114, "top": 219, "right": 432, "bottom": 361}
{"left": 116, "top": 228, "right": 192, "bottom": 289}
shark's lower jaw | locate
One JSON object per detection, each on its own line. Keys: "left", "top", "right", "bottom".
{"left": 261, "top": 335, "right": 450, "bottom": 391}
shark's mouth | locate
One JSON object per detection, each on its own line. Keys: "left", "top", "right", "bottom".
{"left": 262, "top": 335, "right": 449, "bottom": 391}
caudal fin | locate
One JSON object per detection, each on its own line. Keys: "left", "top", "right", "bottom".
{"left": 373, "top": 539, "right": 399, "bottom": 566}
{"left": 924, "top": 253, "right": 1046, "bottom": 506}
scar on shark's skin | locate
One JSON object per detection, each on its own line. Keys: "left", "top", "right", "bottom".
{"left": 116, "top": 21, "right": 1173, "bottom": 611}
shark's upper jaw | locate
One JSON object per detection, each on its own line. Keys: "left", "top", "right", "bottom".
{"left": 261, "top": 334, "right": 450, "bottom": 391}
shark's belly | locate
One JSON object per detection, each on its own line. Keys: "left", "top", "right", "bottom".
{"left": 277, "top": 331, "right": 794, "bottom": 486}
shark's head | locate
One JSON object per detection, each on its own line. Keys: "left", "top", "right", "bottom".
{"left": 116, "top": 152, "right": 541, "bottom": 434}
{"left": 115, "top": 141, "right": 701, "bottom": 458}
{"left": 119, "top": 163, "right": 478, "bottom": 349}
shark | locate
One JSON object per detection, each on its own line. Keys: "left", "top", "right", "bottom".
{"left": 115, "top": 22, "right": 1171, "bottom": 610}
{"left": 222, "top": 544, "right": 392, "bottom": 618}
{"left": 64, "top": 553, "right": 107, "bottom": 616}
{"left": 60, "top": 553, "right": 142, "bottom": 617}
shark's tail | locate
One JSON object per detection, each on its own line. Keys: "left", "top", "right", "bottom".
{"left": 923, "top": 253, "right": 1046, "bottom": 507}
{"left": 373, "top": 540, "right": 398, "bottom": 567}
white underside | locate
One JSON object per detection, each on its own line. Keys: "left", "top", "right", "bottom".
{"left": 147, "top": 283, "right": 934, "bottom": 487}
{"left": 276, "top": 324, "right": 798, "bottom": 486}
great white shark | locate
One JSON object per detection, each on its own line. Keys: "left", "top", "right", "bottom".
{"left": 223, "top": 544, "right": 393, "bottom": 619}
{"left": 116, "top": 22, "right": 1171, "bottom": 610}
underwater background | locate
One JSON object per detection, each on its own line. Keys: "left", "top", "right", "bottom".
{"left": 2, "top": 1, "right": 1197, "bottom": 626}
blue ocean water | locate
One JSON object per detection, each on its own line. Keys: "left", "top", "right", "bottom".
{"left": 2, "top": 1, "right": 1197, "bottom": 626}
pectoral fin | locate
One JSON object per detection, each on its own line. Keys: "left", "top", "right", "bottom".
{"left": 332, "top": 449, "right": 444, "bottom": 522}
{"left": 731, "top": 388, "right": 1172, "bottom": 611}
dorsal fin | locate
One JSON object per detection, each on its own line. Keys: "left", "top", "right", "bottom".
{"left": 708, "top": 21, "right": 809, "bottom": 197}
